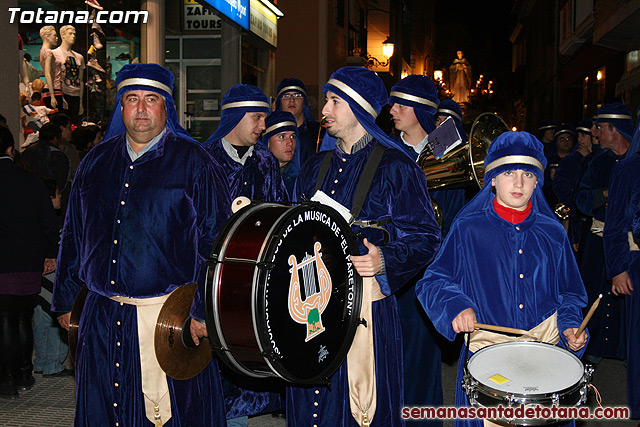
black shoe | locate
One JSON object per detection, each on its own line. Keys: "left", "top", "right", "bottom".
{"left": 0, "top": 381, "right": 19, "bottom": 400}
{"left": 16, "top": 375, "right": 35, "bottom": 391}
{"left": 43, "top": 368, "right": 74, "bottom": 378}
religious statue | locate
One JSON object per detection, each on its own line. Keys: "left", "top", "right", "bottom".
{"left": 449, "top": 50, "right": 472, "bottom": 104}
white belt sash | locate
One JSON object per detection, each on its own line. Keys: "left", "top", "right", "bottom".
{"left": 110, "top": 292, "right": 173, "bottom": 426}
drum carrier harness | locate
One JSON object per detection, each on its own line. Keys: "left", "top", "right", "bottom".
{"left": 313, "top": 143, "right": 391, "bottom": 245}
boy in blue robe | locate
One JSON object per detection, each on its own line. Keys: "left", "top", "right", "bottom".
{"left": 575, "top": 103, "right": 633, "bottom": 362}
{"left": 52, "top": 63, "right": 230, "bottom": 426}
{"left": 602, "top": 105, "right": 640, "bottom": 420}
{"left": 416, "top": 131, "right": 588, "bottom": 427}
{"left": 388, "top": 74, "right": 445, "bottom": 427}
{"left": 289, "top": 66, "right": 441, "bottom": 427}
{"left": 203, "top": 84, "right": 288, "bottom": 203}
{"left": 261, "top": 111, "right": 300, "bottom": 197}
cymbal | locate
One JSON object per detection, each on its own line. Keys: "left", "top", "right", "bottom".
{"left": 154, "top": 282, "right": 212, "bottom": 380}
{"left": 68, "top": 286, "right": 89, "bottom": 365}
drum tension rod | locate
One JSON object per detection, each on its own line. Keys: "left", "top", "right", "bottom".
{"left": 357, "top": 318, "right": 368, "bottom": 328}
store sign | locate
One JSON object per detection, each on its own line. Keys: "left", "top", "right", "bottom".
{"left": 198, "top": 0, "right": 250, "bottom": 30}
{"left": 249, "top": 0, "right": 277, "bottom": 47}
{"left": 185, "top": 0, "right": 222, "bottom": 30}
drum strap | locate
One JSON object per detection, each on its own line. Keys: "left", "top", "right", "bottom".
{"left": 110, "top": 292, "right": 175, "bottom": 426}
{"left": 313, "top": 144, "right": 388, "bottom": 220}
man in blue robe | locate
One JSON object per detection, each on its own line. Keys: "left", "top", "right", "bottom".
{"left": 552, "top": 119, "right": 598, "bottom": 264}
{"left": 388, "top": 74, "right": 445, "bottom": 427}
{"left": 52, "top": 63, "right": 230, "bottom": 426}
{"left": 543, "top": 123, "right": 575, "bottom": 209}
{"left": 261, "top": 111, "right": 300, "bottom": 197}
{"left": 537, "top": 119, "right": 557, "bottom": 161}
{"left": 575, "top": 103, "right": 633, "bottom": 362}
{"left": 274, "top": 78, "right": 323, "bottom": 168}
{"left": 416, "top": 131, "right": 588, "bottom": 427}
{"left": 203, "top": 84, "right": 287, "bottom": 203}
{"left": 203, "top": 84, "right": 286, "bottom": 425}
{"left": 602, "top": 106, "right": 639, "bottom": 420}
{"left": 288, "top": 66, "right": 441, "bottom": 427}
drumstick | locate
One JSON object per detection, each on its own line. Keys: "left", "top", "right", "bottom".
{"left": 474, "top": 323, "right": 534, "bottom": 336}
{"left": 576, "top": 294, "right": 602, "bottom": 339}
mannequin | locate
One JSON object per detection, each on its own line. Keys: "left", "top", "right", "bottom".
{"left": 39, "top": 26, "right": 63, "bottom": 110}
{"left": 53, "top": 26, "right": 84, "bottom": 124}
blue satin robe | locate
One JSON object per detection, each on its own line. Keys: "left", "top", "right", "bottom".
{"left": 575, "top": 149, "right": 626, "bottom": 359}
{"left": 204, "top": 138, "right": 287, "bottom": 418}
{"left": 416, "top": 204, "right": 587, "bottom": 427}
{"left": 287, "top": 139, "right": 441, "bottom": 427}
{"left": 52, "top": 130, "right": 230, "bottom": 426}
{"left": 603, "top": 154, "right": 640, "bottom": 418}
{"left": 396, "top": 135, "right": 449, "bottom": 426}
{"left": 552, "top": 150, "right": 596, "bottom": 255}
{"left": 204, "top": 140, "right": 288, "bottom": 202}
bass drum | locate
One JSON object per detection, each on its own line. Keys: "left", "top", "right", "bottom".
{"left": 205, "top": 202, "right": 363, "bottom": 384}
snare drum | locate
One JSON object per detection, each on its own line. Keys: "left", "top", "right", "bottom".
{"left": 463, "top": 341, "right": 592, "bottom": 425}
{"left": 205, "top": 202, "right": 362, "bottom": 384}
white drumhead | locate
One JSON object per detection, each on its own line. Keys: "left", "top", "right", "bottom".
{"left": 467, "top": 342, "right": 584, "bottom": 394}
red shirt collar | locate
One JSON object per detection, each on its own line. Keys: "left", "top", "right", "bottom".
{"left": 492, "top": 198, "right": 532, "bottom": 224}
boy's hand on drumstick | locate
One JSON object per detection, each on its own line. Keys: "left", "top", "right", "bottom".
{"left": 350, "top": 238, "right": 382, "bottom": 277}
{"left": 452, "top": 307, "right": 477, "bottom": 334}
{"left": 563, "top": 328, "right": 587, "bottom": 352}
{"left": 190, "top": 318, "right": 208, "bottom": 346}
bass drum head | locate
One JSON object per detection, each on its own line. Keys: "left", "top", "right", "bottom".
{"left": 467, "top": 341, "right": 584, "bottom": 395}
{"left": 255, "top": 203, "right": 362, "bottom": 384}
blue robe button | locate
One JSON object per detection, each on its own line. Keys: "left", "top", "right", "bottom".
{"left": 519, "top": 274, "right": 524, "bottom": 279}
{"left": 120, "top": 201, "right": 125, "bottom": 205}
{"left": 129, "top": 165, "right": 134, "bottom": 170}
{"left": 519, "top": 304, "right": 523, "bottom": 309}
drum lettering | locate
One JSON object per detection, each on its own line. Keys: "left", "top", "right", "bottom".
{"left": 282, "top": 223, "right": 293, "bottom": 239}
{"left": 294, "top": 214, "right": 303, "bottom": 227}
{"left": 340, "top": 235, "right": 348, "bottom": 253}
{"left": 331, "top": 221, "right": 339, "bottom": 237}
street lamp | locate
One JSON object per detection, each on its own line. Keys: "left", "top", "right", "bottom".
{"left": 367, "top": 36, "right": 394, "bottom": 68}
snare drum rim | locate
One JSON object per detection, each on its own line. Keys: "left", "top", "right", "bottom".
{"left": 253, "top": 202, "right": 364, "bottom": 384}
{"left": 465, "top": 341, "right": 588, "bottom": 405}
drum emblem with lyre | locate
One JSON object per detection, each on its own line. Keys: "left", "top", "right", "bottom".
{"left": 288, "top": 241, "right": 332, "bottom": 342}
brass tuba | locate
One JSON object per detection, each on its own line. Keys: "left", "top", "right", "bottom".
{"left": 418, "top": 112, "right": 510, "bottom": 190}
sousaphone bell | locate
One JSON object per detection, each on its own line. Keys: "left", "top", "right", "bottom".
{"left": 418, "top": 112, "right": 510, "bottom": 190}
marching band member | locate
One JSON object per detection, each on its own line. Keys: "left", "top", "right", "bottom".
{"left": 202, "top": 84, "right": 287, "bottom": 425}
{"left": 603, "top": 105, "right": 640, "bottom": 420}
{"left": 274, "top": 78, "right": 323, "bottom": 168}
{"left": 52, "top": 63, "right": 230, "bottom": 426}
{"left": 203, "top": 84, "right": 288, "bottom": 203}
{"left": 388, "top": 74, "right": 444, "bottom": 426}
{"left": 289, "top": 66, "right": 441, "bottom": 426}
{"left": 261, "top": 111, "right": 300, "bottom": 196}
{"left": 575, "top": 103, "right": 633, "bottom": 363}
{"left": 416, "top": 131, "right": 587, "bottom": 427}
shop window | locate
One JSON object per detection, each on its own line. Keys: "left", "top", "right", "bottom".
{"left": 182, "top": 38, "right": 221, "bottom": 59}
{"left": 17, "top": 0, "right": 141, "bottom": 128}
{"left": 166, "top": 39, "right": 180, "bottom": 60}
